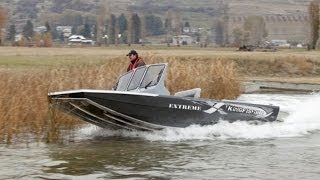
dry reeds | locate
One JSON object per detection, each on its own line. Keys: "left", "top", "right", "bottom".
{"left": 0, "top": 55, "right": 240, "bottom": 143}
{"left": 150, "top": 56, "right": 240, "bottom": 99}
{"left": 234, "top": 55, "right": 316, "bottom": 77}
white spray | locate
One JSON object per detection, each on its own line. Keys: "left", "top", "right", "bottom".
{"left": 76, "top": 93, "right": 320, "bottom": 141}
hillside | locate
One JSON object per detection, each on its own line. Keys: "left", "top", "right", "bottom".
{"left": 0, "top": 0, "right": 312, "bottom": 28}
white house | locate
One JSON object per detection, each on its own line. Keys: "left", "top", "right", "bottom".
{"left": 172, "top": 35, "right": 193, "bottom": 45}
{"left": 34, "top": 26, "right": 47, "bottom": 33}
{"left": 68, "top": 35, "right": 94, "bottom": 45}
{"left": 68, "top": 35, "right": 85, "bottom": 41}
{"left": 271, "top": 39, "right": 290, "bottom": 47}
{"left": 56, "top": 26, "right": 72, "bottom": 38}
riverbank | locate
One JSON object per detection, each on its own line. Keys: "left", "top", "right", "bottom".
{"left": 242, "top": 80, "right": 320, "bottom": 93}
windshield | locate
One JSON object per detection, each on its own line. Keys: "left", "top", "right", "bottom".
{"left": 114, "top": 64, "right": 166, "bottom": 91}
{"left": 140, "top": 64, "right": 165, "bottom": 88}
{"left": 116, "top": 71, "right": 133, "bottom": 91}
{"left": 128, "top": 66, "right": 147, "bottom": 90}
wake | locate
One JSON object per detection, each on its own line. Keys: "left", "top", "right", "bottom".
{"left": 77, "top": 93, "right": 320, "bottom": 141}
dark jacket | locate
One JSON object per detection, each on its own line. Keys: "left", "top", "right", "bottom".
{"left": 127, "top": 57, "right": 146, "bottom": 72}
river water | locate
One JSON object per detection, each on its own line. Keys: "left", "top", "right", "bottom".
{"left": 1, "top": 93, "right": 320, "bottom": 179}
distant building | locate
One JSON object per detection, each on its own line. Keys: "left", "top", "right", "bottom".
{"left": 271, "top": 39, "right": 287, "bottom": 46}
{"left": 172, "top": 35, "right": 193, "bottom": 45}
{"left": 68, "top": 35, "right": 85, "bottom": 41}
{"left": 15, "top": 34, "right": 23, "bottom": 42}
{"left": 56, "top": 26, "right": 72, "bottom": 38}
{"left": 34, "top": 26, "right": 47, "bottom": 33}
{"left": 183, "top": 27, "right": 198, "bottom": 34}
{"left": 68, "top": 35, "right": 94, "bottom": 45}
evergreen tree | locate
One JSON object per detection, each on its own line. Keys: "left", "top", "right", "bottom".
{"left": 22, "top": 20, "right": 34, "bottom": 40}
{"left": 184, "top": 21, "right": 190, "bottom": 28}
{"left": 117, "top": 13, "right": 128, "bottom": 44}
{"left": 50, "top": 25, "right": 59, "bottom": 40}
{"left": 81, "top": 23, "right": 91, "bottom": 38}
{"left": 118, "top": 13, "right": 127, "bottom": 34}
{"left": 92, "top": 24, "right": 97, "bottom": 40}
{"left": 59, "top": 32, "right": 65, "bottom": 42}
{"left": 107, "top": 14, "right": 116, "bottom": 44}
{"left": 45, "top": 21, "right": 51, "bottom": 32}
{"left": 145, "top": 14, "right": 164, "bottom": 36}
{"left": 7, "top": 24, "right": 16, "bottom": 42}
{"left": 72, "top": 26, "right": 77, "bottom": 34}
{"left": 131, "top": 13, "right": 141, "bottom": 44}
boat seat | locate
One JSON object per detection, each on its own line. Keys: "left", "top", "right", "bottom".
{"left": 174, "top": 88, "right": 201, "bottom": 98}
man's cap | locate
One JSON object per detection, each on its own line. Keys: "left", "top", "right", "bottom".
{"left": 126, "top": 50, "right": 138, "bottom": 56}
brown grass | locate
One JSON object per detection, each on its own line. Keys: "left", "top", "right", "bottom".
{"left": 145, "top": 55, "right": 240, "bottom": 99}
{"left": 0, "top": 54, "right": 240, "bottom": 143}
{"left": 233, "top": 55, "right": 318, "bottom": 77}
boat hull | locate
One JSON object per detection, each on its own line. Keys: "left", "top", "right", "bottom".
{"left": 48, "top": 90, "right": 280, "bottom": 131}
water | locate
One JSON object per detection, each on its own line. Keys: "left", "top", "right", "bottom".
{"left": 1, "top": 93, "right": 320, "bottom": 179}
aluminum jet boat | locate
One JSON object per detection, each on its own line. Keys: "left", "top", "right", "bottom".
{"left": 48, "top": 63, "right": 280, "bottom": 131}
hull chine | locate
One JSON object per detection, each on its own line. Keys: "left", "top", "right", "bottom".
{"left": 50, "top": 97, "right": 166, "bottom": 131}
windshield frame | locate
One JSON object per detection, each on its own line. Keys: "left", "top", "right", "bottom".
{"left": 115, "top": 64, "right": 166, "bottom": 91}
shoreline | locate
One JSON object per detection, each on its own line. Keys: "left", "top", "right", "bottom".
{"left": 242, "top": 80, "right": 320, "bottom": 93}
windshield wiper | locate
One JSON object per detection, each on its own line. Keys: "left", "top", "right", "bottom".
{"left": 144, "top": 80, "right": 153, "bottom": 89}
{"left": 143, "top": 68, "right": 164, "bottom": 89}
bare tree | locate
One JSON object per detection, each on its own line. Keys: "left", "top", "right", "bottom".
{"left": 115, "top": 18, "right": 119, "bottom": 46}
{"left": 172, "top": 11, "right": 182, "bottom": 47}
{"left": 164, "top": 9, "right": 174, "bottom": 46}
{"left": 140, "top": 14, "right": 146, "bottom": 46}
{"left": 222, "top": 4, "right": 230, "bottom": 46}
{"left": 232, "top": 28, "right": 243, "bottom": 46}
{"left": 127, "top": 14, "right": 132, "bottom": 46}
{"left": 0, "top": 6, "right": 7, "bottom": 45}
{"left": 215, "top": 20, "right": 225, "bottom": 46}
{"left": 43, "top": 32, "right": 53, "bottom": 47}
{"left": 243, "top": 16, "right": 268, "bottom": 46}
{"left": 164, "top": 9, "right": 182, "bottom": 47}
{"left": 96, "top": 3, "right": 108, "bottom": 46}
{"left": 309, "top": 0, "right": 319, "bottom": 49}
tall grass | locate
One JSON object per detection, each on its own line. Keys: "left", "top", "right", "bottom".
{"left": 145, "top": 55, "right": 240, "bottom": 99}
{"left": 0, "top": 55, "right": 240, "bottom": 143}
{"left": 234, "top": 55, "right": 318, "bottom": 76}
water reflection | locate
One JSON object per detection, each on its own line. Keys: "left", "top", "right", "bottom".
{"left": 45, "top": 137, "right": 186, "bottom": 179}
{"left": 1, "top": 133, "right": 320, "bottom": 180}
